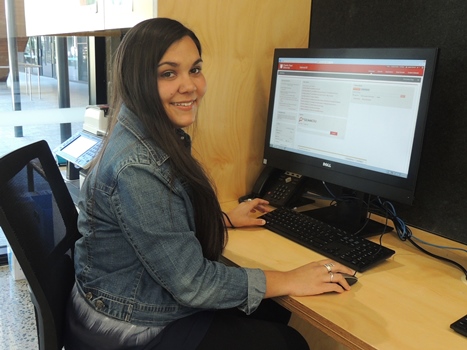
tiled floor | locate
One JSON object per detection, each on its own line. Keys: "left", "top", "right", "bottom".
{"left": 0, "top": 266, "right": 37, "bottom": 350}
{"left": 0, "top": 72, "right": 89, "bottom": 349}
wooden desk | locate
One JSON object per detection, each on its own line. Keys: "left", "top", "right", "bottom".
{"left": 221, "top": 200, "right": 467, "bottom": 349}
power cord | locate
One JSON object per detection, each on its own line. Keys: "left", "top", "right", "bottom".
{"left": 372, "top": 197, "right": 467, "bottom": 279}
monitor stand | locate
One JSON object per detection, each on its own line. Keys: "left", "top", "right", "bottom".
{"left": 299, "top": 194, "right": 393, "bottom": 238}
{"left": 66, "top": 161, "right": 80, "bottom": 180}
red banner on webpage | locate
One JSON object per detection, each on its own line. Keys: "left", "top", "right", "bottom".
{"left": 278, "top": 63, "right": 424, "bottom": 76}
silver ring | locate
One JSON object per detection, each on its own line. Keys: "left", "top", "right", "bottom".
{"left": 329, "top": 272, "right": 334, "bottom": 283}
{"left": 324, "top": 263, "right": 334, "bottom": 272}
{"left": 247, "top": 198, "right": 252, "bottom": 201}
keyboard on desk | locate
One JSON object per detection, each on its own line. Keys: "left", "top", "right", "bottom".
{"left": 260, "top": 207, "right": 395, "bottom": 272}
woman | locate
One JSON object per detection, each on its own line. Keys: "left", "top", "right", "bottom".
{"left": 66, "top": 18, "right": 355, "bottom": 350}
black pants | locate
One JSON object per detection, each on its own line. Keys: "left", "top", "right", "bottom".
{"left": 197, "top": 300, "right": 309, "bottom": 350}
{"left": 145, "top": 300, "right": 309, "bottom": 350}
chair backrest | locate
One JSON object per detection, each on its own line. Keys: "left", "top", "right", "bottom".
{"left": 0, "top": 140, "right": 81, "bottom": 350}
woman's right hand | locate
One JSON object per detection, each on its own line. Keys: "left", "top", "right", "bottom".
{"left": 263, "top": 259, "right": 356, "bottom": 298}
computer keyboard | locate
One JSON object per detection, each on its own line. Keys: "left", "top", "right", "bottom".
{"left": 260, "top": 207, "right": 395, "bottom": 272}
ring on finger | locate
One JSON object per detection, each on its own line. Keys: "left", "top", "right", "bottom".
{"left": 329, "top": 272, "right": 334, "bottom": 283}
{"left": 324, "top": 263, "right": 334, "bottom": 272}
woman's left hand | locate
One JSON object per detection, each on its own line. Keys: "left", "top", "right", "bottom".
{"left": 225, "top": 198, "right": 271, "bottom": 228}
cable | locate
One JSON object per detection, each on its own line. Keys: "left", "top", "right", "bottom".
{"left": 320, "top": 182, "right": 391, "bottom": 237}
{"left": 407, "top": 236, "right": 467, "bottom": 278}
{"left": 371, "top": 198, "right": 411, "bottom": 241}
{"left": 308, "top": 185, "right": 467, "bottom": 277}
{"left": 372, "top": 196, "right": 467, "bottom": 279}
{"left": 411, "top": 235, "right": 467, "bottom": 254}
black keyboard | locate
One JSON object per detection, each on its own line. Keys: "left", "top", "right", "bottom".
{"left": 260, "top": 207, "right": 395, "bottom": 272}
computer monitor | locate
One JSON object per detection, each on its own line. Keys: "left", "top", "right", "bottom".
{"left": 262, "top": 47, "right": 438, "bottom": 235}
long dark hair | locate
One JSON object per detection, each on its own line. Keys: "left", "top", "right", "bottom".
{"left": 103, "top": 18, "right": 226, "bottom": 260}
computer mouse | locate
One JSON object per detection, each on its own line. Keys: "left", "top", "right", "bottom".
{"left": 338, "top": 272, "right": 358, "bottom": 286}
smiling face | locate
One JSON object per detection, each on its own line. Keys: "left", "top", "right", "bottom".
{"left": 157, "top": 36, "right": 207, "bottom": 128}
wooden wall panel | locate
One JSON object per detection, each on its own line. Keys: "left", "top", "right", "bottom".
{"left": 158, "top": 0, "right": 312, "bottom": 202}
{"left": 0, "top": 0, "right": 27, "bottom": 81}
{"left": 0, "top": 0, "right": 26, "bottom": 38}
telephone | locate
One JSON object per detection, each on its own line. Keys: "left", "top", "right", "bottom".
{"left": 239, "top": 166, "right": 307, "bottom": 207}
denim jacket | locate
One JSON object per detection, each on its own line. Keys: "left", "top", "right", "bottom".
{"left": 74, "top": 104, "right": 266, "bottom": 327}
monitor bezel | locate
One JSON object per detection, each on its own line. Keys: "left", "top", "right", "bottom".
{"left": 262, "top": 47, "right": 438, "bottom": 205}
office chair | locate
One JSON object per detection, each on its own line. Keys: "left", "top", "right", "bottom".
{"left": 0, "top": 140, "right": 81, "bottom": 350}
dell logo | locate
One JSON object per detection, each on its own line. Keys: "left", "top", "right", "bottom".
{"left": 323, "top": 162, "right": 332, "bottom": 168}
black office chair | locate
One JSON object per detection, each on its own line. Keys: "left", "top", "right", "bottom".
{"left": 0, "top": 140, "right": 81, "bottom": 350}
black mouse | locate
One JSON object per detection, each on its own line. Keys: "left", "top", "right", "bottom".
{"left": 338, "top": 272, "right": 358, "bottom": 286}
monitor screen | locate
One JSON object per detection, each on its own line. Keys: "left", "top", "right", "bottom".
{"left": 262, "top": 47, "right": 437, "bottom": 234}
